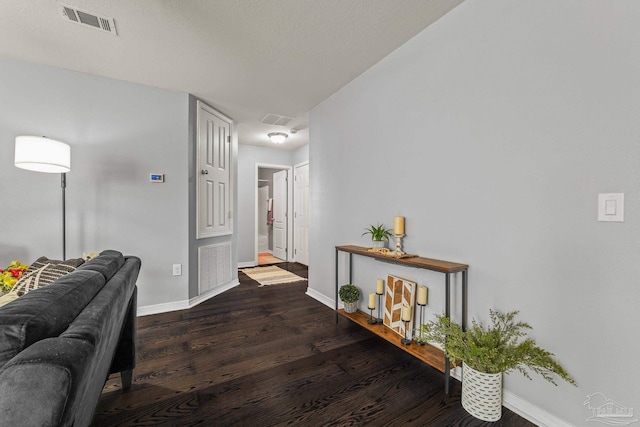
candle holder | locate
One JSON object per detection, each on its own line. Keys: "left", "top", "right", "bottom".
{"left": 367, "top": 306, "right": 376, "bottom": 324}
{"left": 375, "top": 292, "right": 383, "bottom": 323}
{"left": 414, "top": 303, "right": 427, "bottom": 345}
{"left": 393, "top": 234, "right": 405, "bottom": 256}
{"left": 401, "top": 320, "right": 412, "bottom": 345}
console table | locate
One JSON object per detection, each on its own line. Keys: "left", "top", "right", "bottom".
{"left": 335, "top": 245, "right": 468, "bottom": 393}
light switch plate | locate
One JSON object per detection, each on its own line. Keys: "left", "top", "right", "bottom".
{"left": 598, "top": 193, "right": 624, "bottom": 222}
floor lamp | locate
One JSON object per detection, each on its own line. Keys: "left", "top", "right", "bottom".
{"left": 14, "top": 136, "right": 71, "bottom": 260}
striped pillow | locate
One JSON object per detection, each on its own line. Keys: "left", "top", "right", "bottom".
{"left": 11, "top": 261, "right": 80, "bottom": 296}
{"left": 27, "top": 256, "right": 84, "bottom": 272}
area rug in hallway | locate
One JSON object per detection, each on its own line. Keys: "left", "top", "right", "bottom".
{"left": 240, "top": 265, "right": 307, "bottom": 287}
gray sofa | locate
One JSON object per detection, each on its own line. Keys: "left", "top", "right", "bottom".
{"left": 0, "top": 250, "right": 141, "bottom": 427}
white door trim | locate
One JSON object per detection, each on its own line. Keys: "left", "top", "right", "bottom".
{"left": 255, "top": 163, "right": 293, "bottom": 264}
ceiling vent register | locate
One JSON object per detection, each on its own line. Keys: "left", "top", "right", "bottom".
{"left": 58, "top": 3, "right": 117, "bottom": 35}
{"left": 261, "top": 113, "right": 294, "bottom": 127}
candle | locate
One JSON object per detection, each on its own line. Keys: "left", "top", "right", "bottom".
{"left": 394, "top": 216, "right": 405, "bottom": 235}
{"left": 417, "top": 286, "right": 428, "bottom": 305}
{"left": 376, "top": 279, "right": 384, "bottom": 294}
{"left": 368, "top": 293, "right": 376, "bottom": 309}
{"left": 401, "top": 304, "right": 411, "bottom": 322}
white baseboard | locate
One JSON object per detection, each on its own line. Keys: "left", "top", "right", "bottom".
{"left": 138, "top": 279, "right": 240, "bottom": 316}
{"left": 503, "top": 390, "right": 573, "bottom": 427}
{"left": 238, "top": 261, "right": 257, "bottom": 268}
{"left": 189, "top": 279, "right": 240, "bottom": 307}
{"left": 305, "top": 287, "right": 335, "bottom": 309}
{"left": 137, "top": 299, "right": 190, "bottom": 316}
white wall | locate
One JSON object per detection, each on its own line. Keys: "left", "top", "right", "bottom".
{"left": 0, "top": 58, "right": 190, "bottom": 308}
{"left": 309, "top": 1, "right": 640, "bottom": 425}
{"left": 293, "top": 144, "right": 309, "bottom": 166}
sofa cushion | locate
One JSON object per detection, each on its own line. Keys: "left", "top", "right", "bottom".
{"left": 76, "top": 250, "right": 124, "bottom": 281}
{"left": 0, "top": 270, "right": 106, "bottom": 366}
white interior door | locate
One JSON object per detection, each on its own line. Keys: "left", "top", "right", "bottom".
{"left": 196, "top": 101, "right": 232, "bottom": 238}
{"left": 294, "top": 163, "right": 309, "bottom": 265}
{"left": 273, "top": 170, "right": 288, "bottom": 260}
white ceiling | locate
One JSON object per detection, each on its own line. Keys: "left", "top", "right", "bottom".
{"left": 0, "top": 0, "right": 463, "bottom": 150}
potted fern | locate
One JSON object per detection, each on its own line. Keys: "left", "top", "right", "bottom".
{"left": 422, "top": 310, "right": 576, "bottom": 421}
{"left": 338, "top": 284, "right": 360, "bottom": 313}
{"left": 362, "top": 223, "right": 393, "bottom": 248}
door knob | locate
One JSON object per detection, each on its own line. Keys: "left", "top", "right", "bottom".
{"left": 201, "top": 170, "right": 209, "bottom": 175}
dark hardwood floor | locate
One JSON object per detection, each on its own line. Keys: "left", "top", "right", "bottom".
{"left": 93, "top": 263, "right": 535, "bottom": 426}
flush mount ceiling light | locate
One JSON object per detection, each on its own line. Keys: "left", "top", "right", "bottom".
{"left": 268, "top": 132, "right": 288, "bottom": 144}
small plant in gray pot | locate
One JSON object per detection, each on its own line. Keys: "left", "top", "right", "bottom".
{"left": 362, "top": 223, "right": 393, "bottom": 248}
{"left": 339, "top": 284, "right": 360, "bottom": 313}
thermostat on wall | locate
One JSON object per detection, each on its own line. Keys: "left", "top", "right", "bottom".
{"left": 150, "top": 173, "right": 164, "bottom": 183}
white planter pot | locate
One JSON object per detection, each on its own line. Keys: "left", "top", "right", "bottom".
{"left": 461, "top": 362, "right": 503, "bottom": 422}
{"left": 343, "top": 301, "right": 358, "bottom": 313}
{"left": 371, "top": 240, "right": 387, "bottom": 248}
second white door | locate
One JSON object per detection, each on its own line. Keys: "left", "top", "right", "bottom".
{"left": 273, "top": 170, "right": 288, "bottom": 261}
{"left": 294, "top": 163, "right": 309, "bottom": 265}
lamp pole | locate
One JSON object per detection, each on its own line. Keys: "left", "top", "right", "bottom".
{"left": 61, "top": 172, "right": 66, "bottom": 260}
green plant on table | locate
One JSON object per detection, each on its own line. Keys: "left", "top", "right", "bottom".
{"left": 361, "top": 223, "right": 393, "bottom": 242}
{"left": 338, "top": 284, "right": 360, "bottom": 303}
{"left": 421, "top": 310, "right": 576, "bottom": 386}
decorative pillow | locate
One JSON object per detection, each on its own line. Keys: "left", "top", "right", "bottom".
{"left": 10, "top": 257, "right": 84, "bottom": 297}
{"left": 0, "top": 293, "right": 19, "bottom": 308}
{"left": 27, "top": 256, "right": 84, "bottom": 272}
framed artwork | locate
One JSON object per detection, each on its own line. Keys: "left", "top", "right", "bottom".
{"left": 383, "top": 275, "right": 416, "bottom": 338}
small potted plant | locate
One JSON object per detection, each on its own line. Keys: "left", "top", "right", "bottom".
{"left": 338, "top": 284, "right": 360, "bottom": 313}
{"left": 362, "top": 223, "right": 393, "bottom": 248}
{"left": 422, "top": 310, "right": 576, "bottom": 422}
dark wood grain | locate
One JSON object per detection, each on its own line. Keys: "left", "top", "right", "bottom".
{"left": 93, "top": 263, "right": 534, "bottom": 427}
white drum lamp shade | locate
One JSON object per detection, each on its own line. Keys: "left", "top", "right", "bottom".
{"left": 15, "top": 136, "right": 71, "bottom": 173}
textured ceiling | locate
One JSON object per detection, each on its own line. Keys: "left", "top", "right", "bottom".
{"left": 0, "top": 0, "right": 463, "bottom": 150}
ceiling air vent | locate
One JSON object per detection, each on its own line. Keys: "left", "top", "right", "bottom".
{"left": 58, "top": 3, "right": 117, "bottom": 35}
{"left": 261, "top": 113, "right": 294, "bottom": 127}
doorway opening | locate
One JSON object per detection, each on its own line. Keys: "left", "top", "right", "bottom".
{"left": 255, "top": 164, "right": 292, "bottom": 266}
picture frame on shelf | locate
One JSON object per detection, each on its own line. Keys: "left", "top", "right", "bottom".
{"left": 383, "top": 275, "right": 416, "bottom": 339}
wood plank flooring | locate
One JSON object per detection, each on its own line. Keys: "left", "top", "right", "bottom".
{"left": 93, "top": 263, "right": 536, "bottom": 427}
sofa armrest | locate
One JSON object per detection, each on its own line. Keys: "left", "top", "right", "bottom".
{"left": 109, "top": 286, "right": 137, "bottom": 390}
{"left": 0, "top": 337, "right": 94, "bottom": 427}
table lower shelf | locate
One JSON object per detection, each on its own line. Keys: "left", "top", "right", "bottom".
{"left": 337, "top": 309, "right": 455, "bottom": 373}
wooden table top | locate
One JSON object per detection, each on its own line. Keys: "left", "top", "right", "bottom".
{"left": 336, "top": 245, "right": 468, "bottom": 273}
